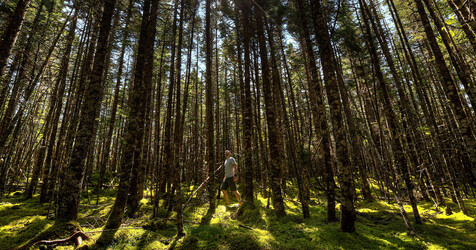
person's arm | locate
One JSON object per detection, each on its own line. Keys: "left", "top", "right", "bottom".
{"left": 233, "top": 164, "right": 238, "bottom": 181}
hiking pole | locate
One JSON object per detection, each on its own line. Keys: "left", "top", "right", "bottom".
{"left": 183, "top": 164, "right": 224, "bottom": 208}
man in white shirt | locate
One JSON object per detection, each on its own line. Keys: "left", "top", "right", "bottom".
{"left": 220, "top": 150, "right": 242, "bottom": 206}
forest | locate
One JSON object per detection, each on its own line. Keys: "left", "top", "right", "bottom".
{"left": 0, "top": 0, "right": 475, "bottom": 249}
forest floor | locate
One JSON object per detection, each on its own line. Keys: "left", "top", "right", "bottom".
{"left": 1, "top": 183, "right": 475, "bottom": 249}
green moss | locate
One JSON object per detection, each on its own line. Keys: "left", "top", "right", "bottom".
{"left": 237, "top": 202, "right": 265, "bottom": 226}
{"left": 226, "top": 232, "right": 260, "bottom": 249}
{"left": 0, "top": 196, "right": 56, "bottom": 249}
{"left": 143, "top": 219, "right": 176, "bottom": 232}
{"left": 180, "top": 235, "right": 199, "bottom": 249}
{"left": 17, "top": 221, "right": 82, "bottom": 249}
{"left": 2, "top": 183, "right": 475, "bottom": 250}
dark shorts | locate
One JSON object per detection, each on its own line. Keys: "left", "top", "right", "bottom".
{"left": 220, "top": 177, "right": 236, "bottom": 191}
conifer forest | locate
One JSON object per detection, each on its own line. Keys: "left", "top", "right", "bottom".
{"left": 0, "top": 0, "right": 475, "bottom": 249}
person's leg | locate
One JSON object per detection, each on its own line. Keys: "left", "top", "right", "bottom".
{"left": 229, "top": 179, "right": 241, "bottom": 205}
{"left": 220, "top": 177, "right": 230, "bottom": 205}
{"left": 233, "top": 190, "right": 242, "bottom": 205}
{"left": 222, "top": 190, "right": 230, "bottom": 205}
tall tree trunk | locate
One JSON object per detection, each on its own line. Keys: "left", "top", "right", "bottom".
{"left": 310, "top": 0, "right": 355, "bottom": 232}
{"left": 152, "top": 17, "right": 168, "bottom": 216}
{"left": 97, "top": 0, "right": 159, "bottom": 244}
{"left": 97, "top": 0, "right": 133, "bottom": 198}
{"left": 170, "top": 0, "right": 185, "bottom": 236}
{"left": 203, "top": 0, "right": 216, "bottom": 224}
{"left": 40, "top": 7, "right": 79, "bottom": 203}
{"left": 160, "top": 0, "right": 179, "bottom": 202}
{"left": 267, "top": 21, "right": 308, "bottom": 215}
{"left": 238, "top": 0, "right": 255, "bottom": 207}
{"left": 56, "top": 0, "right": 116, "bottom": 223}
{"left": 295, "top": 0, "right": 336, "bottom": 222}
{"left": 255, "top": 1, "right": 286, "bottom": 216}
{"left": 127, "top": 0, "right": 159, "bottom": 218}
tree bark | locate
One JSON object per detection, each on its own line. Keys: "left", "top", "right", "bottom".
{"left": 161, "top": 0, "right": 179, "bottom": 202}
{"left": 170, "top": 0, "right": 185, "bottom": 236}
{"left": 126, "top": 0, "right": 159, "bottom": 218}
{"left": 97, "top": 0, "right": 133, "bottom": 198}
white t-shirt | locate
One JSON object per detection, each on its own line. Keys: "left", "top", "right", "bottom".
{"left": 224, "top": 157, "right": 236, "bottom": 177}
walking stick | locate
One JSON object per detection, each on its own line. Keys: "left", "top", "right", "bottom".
{"left": 183, "top": 164, "right": 224, "bottom": 208}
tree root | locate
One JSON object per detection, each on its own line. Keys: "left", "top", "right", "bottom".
{"left": 33, "top": 231, "right": 91, "bottom": 248}
{"left": 14, "top": 221, "right": 83, "bottom": 250}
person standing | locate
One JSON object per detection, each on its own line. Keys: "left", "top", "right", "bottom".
{"left": 220, "top": 150, "right": 242, "bottom": 206}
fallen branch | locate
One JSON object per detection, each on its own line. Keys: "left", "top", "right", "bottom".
{"left": 84, "top": 227, "right": 144, "bottom": 234}
{"left": 239, "top": 224, "right": 253, "bottom": 230}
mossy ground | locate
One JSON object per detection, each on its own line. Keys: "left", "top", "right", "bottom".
{"left": 0, "top": 183, "right": 475, "bottom": 249}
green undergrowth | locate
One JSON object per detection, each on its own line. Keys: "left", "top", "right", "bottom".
{"left": 0, "top": 194, "right": 55, "bottom": 249}
{"left": 0, "top": 185, "right": 475, "bottom": 249}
